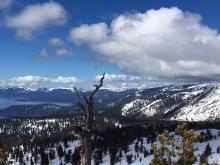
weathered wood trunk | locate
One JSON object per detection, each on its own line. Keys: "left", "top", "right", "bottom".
{"left": 81, "top": 104, "right": 93, "bottom": 165}
{"left": 74, "top": 73, "right": 105, "bottom": 165}
{"left": 80, "top": 132, "right": 92, "bottom": 165}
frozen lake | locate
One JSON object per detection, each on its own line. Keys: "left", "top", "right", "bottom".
{"left": 0, "top": 98, "right": 72, "bottom": 110}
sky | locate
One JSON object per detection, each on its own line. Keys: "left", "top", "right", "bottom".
{"left": 1, "top": 0, "right": 220, "bottom": 89}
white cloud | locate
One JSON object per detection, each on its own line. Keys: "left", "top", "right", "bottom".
{"left": 55, "top": 48, "right": 72, "bottom": 57}
{"left": 50, "top": 76, "right": 82, "bottom": 84}
{"left": 0, "top": 75, "right": 82, "bottom": 88}
{"left": 70, "top": 7, "right": 220, "bottom": 79}
{"left": 36, "top": 48, "right": 48, "bottom": 59}
{"left": 70, "top": 23, "right": 108, "bottom": 43}
{"left": 6, "top": 1, "right": 67, "bottom": 39}
{"left": 96, "top": 73, "right": 141, "bottom": 82}
{"left": 0, "top": 0, "right": 13, "bottom": 9}
{"left": 0, "top": 76, "right": 48, "bottom": 87}
{"left": 48, "top": 37, "right": 64, "bottom": 46}
{"left": 95, "top": 73, "right": 165, "bottom": 90}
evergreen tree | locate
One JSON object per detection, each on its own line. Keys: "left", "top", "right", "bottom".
{"left": 204, "top": 143, "right": 212, "bottom": 155}
{"left": 40, "top": 152, "right": 49, "bottom": 165}
{"left": 206, "top": 129, "right": 213, "bottom": 140}
{"left": 57, "top": 145, "right": 64, "bottom": 159}
{"left": 126, "top": 154, "right": 133, "bottom": 164}
{"left": 0, "top": 148, "right": 7, "bottom": 164}
{"left": 93, "top": 149, "right": 102, "bottom": 165}
{"left": 134, "top": 141, "right": 139, "bottom": 153}
{"left": 216, "top": 146, "right": 220, "bottom": 153}
{"left": 150, "top": 143, "right": 166, "bottom": 165}
{"left": 19, "top": 150, "right": 24, "bottom": 164}
{"left": 200, "top": 152, "right": 208, "bottom": 165}
{"left": 63, "top": 139, "right": 69, "bottom": 148}
{"left": 72, "top": 148, "right": 80, "bottom": 165}
{"left": 109, "top": 145, "right": 117, "bottom": 165}
{"left": 30, "top": 158, "right": 34, "bottom": 165}
{"left": 175, "top": 123, "right": 197, "bottom": 165}
{"left": 143, "top": 147, "right": 147, "bottom": 158}
{"left": 49, "top": 149, "right": 55, "bottom": 160}
{"left": 200, "top": 143, "right": 212, "bottom": 165}
{"left": 150, "top": 130, "right": 175, "bottom": 165}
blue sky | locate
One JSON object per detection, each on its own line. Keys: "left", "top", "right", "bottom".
{"left": 1, "top": 0, "right": 220, "bottom": 89}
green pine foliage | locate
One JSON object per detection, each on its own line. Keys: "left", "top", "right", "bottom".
{"left": 150, "top": 130, "right": 175, "bottom": 165}
{"left": 0, "top": 148, "right": 7, "bottom": 164}
{"left": 150, "top": 123, "right": 198, "bottom": 165}
{"left": 175, "top": 123, "right": 198, "bottom": 165}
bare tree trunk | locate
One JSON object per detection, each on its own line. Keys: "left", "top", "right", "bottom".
{"left": 80, "top": 132, "right": 92, "bottom": 165}
{"left": 73, "top": 73, "right": 105, "bottom": 165}
{"left": 80, "top": 108, "right": 92, "bottom": 165}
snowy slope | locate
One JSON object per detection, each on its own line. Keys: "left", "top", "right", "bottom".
{"left": 121, "top": 82, "right": 220, "bottom": 121}
{"left": 10, "top": 129, "right": 220, "bottom": 165}
{"left": 172, "top": 83, "right": 220, "bottom": 121}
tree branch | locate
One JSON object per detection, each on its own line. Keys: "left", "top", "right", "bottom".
{"left": 90, "top": 73, "right": 105, "bottom": 100}
{"left": 74, "top": 86, "right": 87, "bottom": 117}
{"left": 83, "top": 94, "right": 89, "bottom": 104}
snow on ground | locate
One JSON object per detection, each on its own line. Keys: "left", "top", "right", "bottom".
{"left": 122, "top": 99, "right": 147, "bottom": 116}
{"left": 10, "top": 129, "right": 220, "bottom": 165}
{"left": 172, "top": 84, "right": 220, "bottom": 121}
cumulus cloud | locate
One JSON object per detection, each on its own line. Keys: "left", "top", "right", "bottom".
{"left": 70, "top": 7, "right": 220, "bottom": 80}
{"left": 50, "top": 76, "right": 82, "bottom": 84}
{"left": 96, "top": 73, "right": 141, "bottom": 82}
{"left": 0, "top": 76, "right": 48, "bottom": 87}
{"left": 0, "top": 0, "right": 13, "bottom": 9}
{"left": 0, "top": 75, "right": 82, "bottom": 88}
{"left": 95, "top": 73, "right": 165, "bottom": 90}
{"left": 48, "top": 37, "right": 64, "bottom": 46}
{"left": 55, "top": 48, "right": 72, "bottom": 57}
{"left": 6, "top": 1, "right": 67, "bottom": 39}
{"left": 70, "top": 23, "right": 108, "bottom": 44}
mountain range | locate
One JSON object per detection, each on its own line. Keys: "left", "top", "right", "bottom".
{"left": 0, "top": 82, "right": 220, "bottom": 121}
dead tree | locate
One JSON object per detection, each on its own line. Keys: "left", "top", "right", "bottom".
{"left": 73, "top": 73, "right": 105, "bottom": 165}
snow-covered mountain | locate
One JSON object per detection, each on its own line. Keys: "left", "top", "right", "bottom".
{"left": 171, "top": 83, "right": 220, "bottom": 121}
{"left": 120, "top": 82, "right": 220, "bottom": 121}
{"left": 1, "top": 82, "right": 220, "bottom": 121}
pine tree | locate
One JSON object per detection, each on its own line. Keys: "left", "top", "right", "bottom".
{"left": 19, "top": 150, "right": 24, "bottom": 164}
{"left": 200, "top": 143, "right": 212, "bottom": 165}
{"left": 0, "top": 148, "right": 7, "bottom": 164}
{"left": 93, "top": 149, "right": 102, "bottom": 165}
{"left": 216, "top": 146, "right": 220, "bottom": 153}
{"left": 126, "top": 154, "right": 133, "bottom": 164}
{"left": 72, "top": 148, "right": 80, "bottom": 165}
{"left": 143, "top": 147, "right": 148, "bottom": 157}
{"left": 109, "top": 145, "right": 117, "bottom": 165}
{"left": 150, "top": 130, "right": 175, "bottom": 165}
{"left": 31, "top": 158, "right": 34, "bottom": 165}
{"left": 150, "top": 144, "right": 164, "bottom": 165}
{"left": 57, "top": 145, "right": 64, "bottom": 159}
{"left": 204, "top": 143, "right": 212, "bottom": 155}
{"left": 200, "top": 151, "right": 208, "bottom": 165}
{"left": 135, "top": 141, "right": 139, "bottom": 153}
{"left": 63, "top": 139, "right": 69, "bottom": 149}
{"left": 175, "top": 123, "right": 197, "bottom": 165}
